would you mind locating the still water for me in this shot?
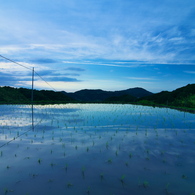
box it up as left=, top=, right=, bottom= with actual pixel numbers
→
left=0, top=104, right=195, bottom=195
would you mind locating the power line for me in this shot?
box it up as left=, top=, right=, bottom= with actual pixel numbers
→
left=0, top=54, right=32, bottom=71
left=35, top=71, right=57, bottom=92
left=0, top=54, right=57, bottom=92
left=0, top=118, right=44, bottom=149
left=0, top=54, right=60, bottom=149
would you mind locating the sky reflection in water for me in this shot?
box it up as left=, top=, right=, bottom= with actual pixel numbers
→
left=0, top=104, right=195, bottom=195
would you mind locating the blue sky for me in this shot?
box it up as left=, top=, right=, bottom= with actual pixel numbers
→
left=0, top=0, right=195, bottom=93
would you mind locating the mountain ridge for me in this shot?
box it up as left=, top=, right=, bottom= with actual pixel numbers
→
left=63, top=87, right=153, bottom=102
left=139, top=83, right=195, bottom=108
left=0, top=84, right=194, bottom=111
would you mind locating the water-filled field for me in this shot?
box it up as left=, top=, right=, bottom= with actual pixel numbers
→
left=0, top=104, right=195, bottom=195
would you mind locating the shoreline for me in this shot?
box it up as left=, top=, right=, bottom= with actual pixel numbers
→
left=0, top=101, right=194, bottom=114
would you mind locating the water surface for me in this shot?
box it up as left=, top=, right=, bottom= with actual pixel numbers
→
left=0, top=104, right=195, bottom=195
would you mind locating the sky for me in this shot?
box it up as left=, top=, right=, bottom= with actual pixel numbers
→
left=0, top=0, right=195, bottom=93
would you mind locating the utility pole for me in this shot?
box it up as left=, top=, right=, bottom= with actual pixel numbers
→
left=31, top=67, right=34, bottom=131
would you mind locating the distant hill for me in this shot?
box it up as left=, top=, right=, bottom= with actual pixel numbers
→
left=0, top=84, right=194, bottom=110
left=63, top=87, right=153, bottom=102
left=0, top=86, right=74, bottom=104
left=138, top=84, right=195, bottom=108
left=105, top=94, right=137, bottom=103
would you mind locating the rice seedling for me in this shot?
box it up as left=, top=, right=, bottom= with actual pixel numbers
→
left=50, top=163, right=56, bottom=167
left=129, top=152, right=132, bottom=158
left=119, top=175, right=126, bottom=186
left=38, top=158, right=42, bottom=164
left=106, top=141, right=109, bottom=149
left=4, top=188, right=14, bottom=194
left=30, top=173, right=38, bottom=178
left=164, top=183, right=171, bottom=194
left=107, top=158, right=112, bottom=164
left=67, top=182, right=73, bottom=188
left=6, top=166, right=10, bottom=169
left=145, top=156, right=150, bottom=161
left=142, top=181, right=149, bottom=188
left=86, top=186, right=90, bottom=195
left=82, top=166, right=86, bottom=179
left=0, top=103, right=194, bottom=195
left=100, top=173, right=104, bottom=181
left=63, top=163, right=68, bottom=172
left=182, top=174, right=187, bottom=179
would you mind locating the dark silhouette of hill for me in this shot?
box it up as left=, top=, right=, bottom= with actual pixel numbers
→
left=63, top=87, right=153, bottom=102
left=0, top=86, right=27, bottom=103
left=0, top=86, right=74, bottom=104
left=138, top=84, right=195, bottom=108
left=105, top=94, right=137, bottom=103
left=0, top=84, right=194, bottom=111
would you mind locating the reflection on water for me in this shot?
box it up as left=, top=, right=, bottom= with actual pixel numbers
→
left=0, top=104, right=195, bottom=195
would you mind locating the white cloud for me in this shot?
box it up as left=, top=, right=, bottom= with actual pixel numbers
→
left=184, top=71, right=195, bottom=74
left=126, top=77, right=157, bottom=80
left=0, top=61, right=49, bottom=75
left=169, top=37, right=184, bottom=42
left=0, top=0, right=194, bottom=93
left=0, top=45, right=28, bottom=54
left=41, top=79, right=126, bottom=92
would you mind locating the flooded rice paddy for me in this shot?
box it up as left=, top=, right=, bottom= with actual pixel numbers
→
left=0, top=104, right=195, bottom=195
